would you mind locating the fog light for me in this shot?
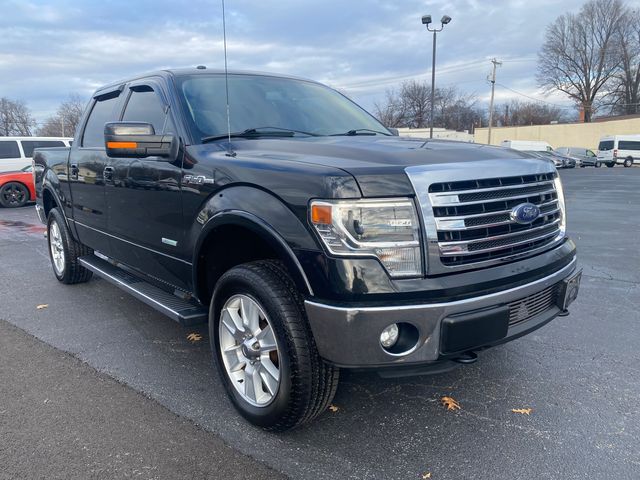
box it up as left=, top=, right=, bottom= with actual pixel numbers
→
left=380, top=324, right=399, bottom=348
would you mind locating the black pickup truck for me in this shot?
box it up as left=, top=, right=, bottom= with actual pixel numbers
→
left=34, top=68, right=581, bottom=430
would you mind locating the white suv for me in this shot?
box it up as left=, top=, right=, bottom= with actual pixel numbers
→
left=597, top=135, right=640, bottom=168
left=0, top=137, right=72, bottom=173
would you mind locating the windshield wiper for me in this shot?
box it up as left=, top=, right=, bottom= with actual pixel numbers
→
left=202, top=127, right=319, bottom=144
left=330, top=128, right=392, bottom=137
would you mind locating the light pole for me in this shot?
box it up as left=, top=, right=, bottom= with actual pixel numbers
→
left=422, top=14, right=451, bottom=139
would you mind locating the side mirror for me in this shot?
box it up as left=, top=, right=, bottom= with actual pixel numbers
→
left=388, top=127, right=399, bottom=136
left=104, top=122, right=177, bottom=160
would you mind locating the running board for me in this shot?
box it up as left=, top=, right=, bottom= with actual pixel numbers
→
left=78, top=255, right=207, bottom=326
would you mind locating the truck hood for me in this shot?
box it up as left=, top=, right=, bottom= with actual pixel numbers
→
left=227, top=136, right=532, bottom=196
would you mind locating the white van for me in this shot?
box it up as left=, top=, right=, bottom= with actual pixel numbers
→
left=0, top=137, right=72, bottom=172
left=597, top=135, right=640, bottom=167
left=501, top=140, right=553, bottom=152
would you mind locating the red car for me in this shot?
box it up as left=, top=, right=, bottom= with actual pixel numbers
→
left=0, top=165, right=35, bottom=208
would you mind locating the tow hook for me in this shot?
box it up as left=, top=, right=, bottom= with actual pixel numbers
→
left=453, top=351, right=478, bottom=364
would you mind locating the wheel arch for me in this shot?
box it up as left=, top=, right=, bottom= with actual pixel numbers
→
left=193, top=211, right=314, bottom=306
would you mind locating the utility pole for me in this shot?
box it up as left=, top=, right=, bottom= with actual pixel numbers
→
left=487, top=58, right=501, bottom=145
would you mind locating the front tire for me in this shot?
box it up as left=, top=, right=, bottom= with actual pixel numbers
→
left=623, top=157, right=633, bottom=168
left=0, top=182, right=29, bottom=208
left=210, top=260, right=339, bottom=431
left=595, top=161, right=602, bottom=168
left=47, top=208, right=93, bottom=284
left=606, top=162, right=615, bottom=168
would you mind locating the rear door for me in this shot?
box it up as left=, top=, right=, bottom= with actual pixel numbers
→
left=70, top=87, right=124, bottom=254
left=105, top=80, right=189, bottom=289
left=618, top=140, right=640, bottom=160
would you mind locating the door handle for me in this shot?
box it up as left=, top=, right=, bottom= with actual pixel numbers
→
left=70, top=164, right=79, bottom=179
left=103, top=166, right=114, bottom=181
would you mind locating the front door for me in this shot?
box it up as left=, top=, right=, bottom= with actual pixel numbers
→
left=105, top=81, right=189, bottom=289
left=70, top=88, right=124, bottom=254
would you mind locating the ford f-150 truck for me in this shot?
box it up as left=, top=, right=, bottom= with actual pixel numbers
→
left=33, top=68, right=581, bottom=431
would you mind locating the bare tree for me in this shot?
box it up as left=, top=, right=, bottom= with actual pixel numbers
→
left=0, top=97, right=37, bottom=136
left=608, top=8, right=640, bottom=114
left=537, top=0, right=625, bottom=122
left=38, top=94, right=87, bottom=137
left=374, top=81, right=481, bottom=131
left=373, top=89, right=407, bottom=128
left=433, top=86, right=483, bottom=132
left=495, top=100, right=567, bottom=126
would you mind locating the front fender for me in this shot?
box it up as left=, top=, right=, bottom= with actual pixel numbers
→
left=190, top=186, right=320, bottom=296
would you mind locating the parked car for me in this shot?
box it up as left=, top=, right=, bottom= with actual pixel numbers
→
left=524, top=150, right=575, bottom=168
left=501, top=140, right=553, bottom=152
left=0, top=165, right=35, bottom=208
left=0, top=137, right=72, bottom=173
left=597, top=135, right=640, bottom=167
left=33, top=68, right=581, bottom=431
left=555, top=147, right=598, bottom=167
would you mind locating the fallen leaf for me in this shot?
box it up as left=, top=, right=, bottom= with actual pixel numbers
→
left=328, top=404, right=339, bottom=413
left=186, top=333, right=202, bottom=342
left=441, top=396, right=461, bottom=411
left=422, top=473, right=432, bottom=479
left=511, top=408, right=533, bottom=415
left=36, top=304, right=48, bottom=310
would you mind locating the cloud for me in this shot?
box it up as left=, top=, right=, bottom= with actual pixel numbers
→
left=0, top=0, right=587, bottom=123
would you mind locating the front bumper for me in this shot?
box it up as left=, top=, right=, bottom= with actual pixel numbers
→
left=305, top=258, right=579, bottom=368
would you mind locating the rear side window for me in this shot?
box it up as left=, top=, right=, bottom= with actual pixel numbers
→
left=598, top=140, right=614, bottom=151
left=618, top=140, right=640, bottom=151
left=0, top=141, right=21, bottom=159
left=122, top=87, right=167, bottom=134
left=21, top=140, right=65, bottom=158
left=82, top=92, right=120, bottom=148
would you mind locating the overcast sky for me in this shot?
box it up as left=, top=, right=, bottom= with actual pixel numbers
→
left=0, top=0, right=615, bottom=124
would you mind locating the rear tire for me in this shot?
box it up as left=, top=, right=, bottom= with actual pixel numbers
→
left=0, top=182, right=29, bottom=208
left=623, top=157, right=633, bottom=168
left=210, top=260, right=339, bottom=431
left=595, top=161, right=602, bottom=168
left=47, top=208, right=93, bottom=284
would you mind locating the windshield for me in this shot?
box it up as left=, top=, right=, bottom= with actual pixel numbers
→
left=598, top=140, right=614, bottom=151
left=176, top=74, right=389, bottom=142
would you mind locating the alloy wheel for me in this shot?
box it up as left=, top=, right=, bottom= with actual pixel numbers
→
left=49, top=220, right=66, bottom=275
left=219, top=294, right=280, bottom=407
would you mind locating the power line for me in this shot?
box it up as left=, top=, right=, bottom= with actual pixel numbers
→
left=495, top=83, right=574, bottom=109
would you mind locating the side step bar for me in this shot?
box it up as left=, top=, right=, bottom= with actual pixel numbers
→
left=78, top=255, right=208, bottom=326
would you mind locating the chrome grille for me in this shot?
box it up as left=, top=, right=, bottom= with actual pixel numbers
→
left=429, top=172, right=563, bottom=267
left=508, top=284, right=560, bottom=325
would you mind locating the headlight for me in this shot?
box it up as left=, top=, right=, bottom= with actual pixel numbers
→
left=310, top=198, right=422, bottom=278
left=553, top=175, right=567, bottom=234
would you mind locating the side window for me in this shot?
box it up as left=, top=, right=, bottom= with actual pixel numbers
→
left=0, top=141, right=21, bottom=159
left=619, top=140, right=640, bottom=151
left=122, top=86, right=167, bottom=134
left=21, top=140, right=65, bottom=158
left=82, top=93, right=120, bottom=147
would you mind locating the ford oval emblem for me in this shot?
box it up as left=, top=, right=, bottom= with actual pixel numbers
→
left=510, top=203, right=540, bottom=224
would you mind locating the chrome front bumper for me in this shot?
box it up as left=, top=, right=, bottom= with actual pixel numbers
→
left=305, top=258, right=578, bottom=368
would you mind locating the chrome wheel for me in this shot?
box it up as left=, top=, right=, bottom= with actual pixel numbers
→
left=49, top=220, right=65, bottom=276
left=219, top=294, right=280, bottom=407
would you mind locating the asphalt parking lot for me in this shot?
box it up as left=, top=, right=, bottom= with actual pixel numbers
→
left=1, top=167, right=639, bottom=479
